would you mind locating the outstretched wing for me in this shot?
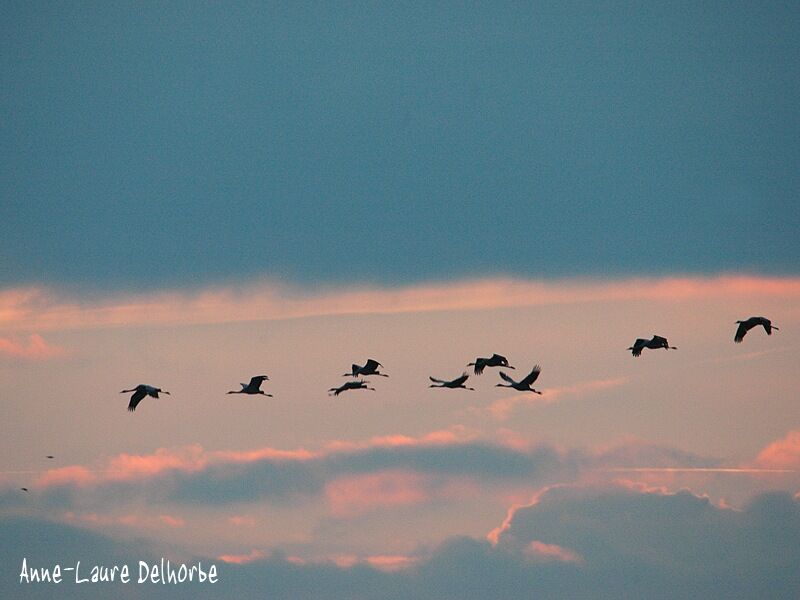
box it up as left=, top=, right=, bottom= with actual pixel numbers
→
left=473, top=359, right=486, bottom=375
left=734, top=322, right=748, bottom=343
left=498, top=371, right=517, bottom=385
left=248, top=376, right=267, bottom=390
left=519, top=365, right=541, bottom=387
left=452, top=373, right=470, bottom=386
left=631, top=339, right=647, bottom=356
left=128, top=388, right=147, bottom=411
left=364, top=359, right=382, bottom=371
left=429, top=376, right=446, bottom=384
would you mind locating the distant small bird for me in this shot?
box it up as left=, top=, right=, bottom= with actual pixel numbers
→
left=344, top=359, right=388, bottom=377
left=495, top=365, right=543, bottom=394
left=20, top=488, right=28, bottom=492
left=329, top=380, right=375, bottom=396
left=628, top=336, right=677, bottom=357
left=120, top=384, right=170, bottom=412
left=429, top=372, right=475, bottom=391
left=46, top=456, right=54, bottom=459
left=227, top=375, right=273, bottom=396
left=734, top=316, right=779, bottom=343
left=468, top=354, right=514, bottom=375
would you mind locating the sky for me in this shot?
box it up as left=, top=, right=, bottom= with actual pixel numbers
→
left=2, top=2, right=800, bottom=599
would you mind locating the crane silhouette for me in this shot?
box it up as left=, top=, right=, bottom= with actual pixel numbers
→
left=429, top=372, right=475, bottom=390
left=344, top=359, right=388, bottom=377
left=734, top=316, right=779, bottom=343
left=329, top=380, right=375, bottom=396
left=227, top=375, right=273, bottom=396
left=468, top=354, right=514, bottom=375
left=495, top=366, right=543, bottom=394
left=120, top=384, right=170, bottom=412
left=627, top=336, right=677, bottom=357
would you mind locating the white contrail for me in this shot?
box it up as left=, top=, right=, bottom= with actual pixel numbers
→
left=599, top=467, right=797, bottom=474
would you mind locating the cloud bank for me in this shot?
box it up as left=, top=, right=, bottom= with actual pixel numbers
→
left=2, top=275, right=799, bottom=332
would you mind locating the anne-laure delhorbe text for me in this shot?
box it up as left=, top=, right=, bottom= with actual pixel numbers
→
left=19, top=557, right=218, bottom=585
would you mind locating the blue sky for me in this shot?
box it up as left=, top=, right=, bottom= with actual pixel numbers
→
left=3, top=1, right=799, bottom=289
left=3, top=3, right=800, bottom=599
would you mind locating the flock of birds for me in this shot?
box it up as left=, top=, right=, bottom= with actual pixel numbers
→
left=118, top=316, right=779, bottom=412
left=17, top=315, right=781, bottom=493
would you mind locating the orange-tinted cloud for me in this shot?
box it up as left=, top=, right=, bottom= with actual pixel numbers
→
left=524, top=540, right=583, bottom=564
left=751, top=430, right=800, bottom=470
left=325, top=470, right=430, bottom=517
left=217, top=549, right=265, bottom=564
left=0, top=333, right=64, bottom=359
left=365, top=555, right=417, bottom=571
left=2, top=275, right=798, bottom=332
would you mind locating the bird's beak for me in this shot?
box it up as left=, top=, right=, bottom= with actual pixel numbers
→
left=163, top=391, right=171, bottom=395
left=508, top=365, right=515, bottom=369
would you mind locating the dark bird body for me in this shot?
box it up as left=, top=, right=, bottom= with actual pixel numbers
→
left=468, top=354, right=514, bottom=375
left=496, top=366, right=543, bottom=394
left=329, top=380, right=375, bottom=396
left=734, top=317, right=779, bottom=343
left=429, top=372, right=475, bottom=391
left=628, top=336, right=677, bottom=357
left=20, top=488, right=28, bottom=492
left=228, top=375, right=272, bottom=396
left=121, top=384, right=170, bottom=412
left=344, top=359, right=388, bottom=377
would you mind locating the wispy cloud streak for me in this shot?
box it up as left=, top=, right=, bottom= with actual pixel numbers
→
left=2, top=275, right=799, bottom=332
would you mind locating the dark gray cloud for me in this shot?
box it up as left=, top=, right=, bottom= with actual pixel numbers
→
left=2, top=439, right=708, bottom=510
left=4, top=487, right=799, bottom=599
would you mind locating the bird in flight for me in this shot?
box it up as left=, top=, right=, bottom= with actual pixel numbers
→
left=628, top=336, right=677, bottom=357
left=329, top=380, right=375, bottom=396
left=120, top=384, right=170, bottom=412
left=46, top=456, right=54, bottom=459
left=429, top=372, right=475, bottom=391
left=468, top=354, right=514, bottom=375
left=227, top=375, right=273, bottom=396
left=734, top=316, right=779, bottom=343
left=495, top=365, right=543, bottom=394
left=344, top=359, right=388, bottom=377
left=20, top=488, right=28, bottom=492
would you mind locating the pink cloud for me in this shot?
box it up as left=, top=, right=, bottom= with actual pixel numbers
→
left=30, top=428, right=483, bottom=493
left=63, top=511, right=185, bottom=529
left=525, top=540, right=583, bottom=564
left=228, top=515, right=257, bottom=527
left=325, top=470, right=430, bottom=517
left=365, top=555, right=417, bottom=571
left=217, top=549, right=265, bottom=565
left=37, top=465, right=96, bottom=487
left=324, top=426, right=477, bottom=452
left=158, top=514, right=185, bottom=527
left=2, top=275, right=798, bottom=332
left=0, top=333, right=64, bottom=360
left=487, top=485, right=562, bottom=545
left=328, top=555, right=359, bottom=568
left=105, top=446, right=208, bottom=480
left=751, top=431, right=800, bottom=470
